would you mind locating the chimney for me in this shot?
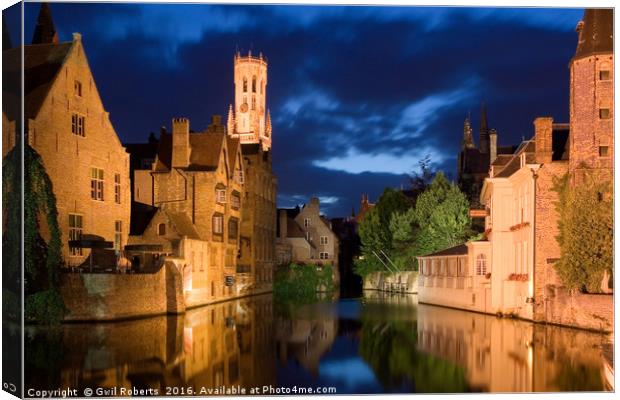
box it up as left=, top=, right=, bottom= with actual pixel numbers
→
left=279, top=210, right=288, bottom=239
left=489, top=129, right=498, bottom=164
left=172, top=118, right=190, bottom=168
left=534, top=117, right=553, bottom=164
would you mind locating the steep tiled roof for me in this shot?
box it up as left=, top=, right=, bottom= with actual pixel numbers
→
left=154, top=131, right=226, bottom=172
left=3, top=41, right=73, bottom=121
left=574, top=9, right=613, bottom=59
left=226, top=136, right=241, bottom=170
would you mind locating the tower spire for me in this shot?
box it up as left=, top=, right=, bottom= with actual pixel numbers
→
left=462, top=116, right=475, bottom=149
left=227, top=104, right=235, bottom=136
left=32, top=3, right=58, bottom=45
left=479, top=102, right=490, bottom=154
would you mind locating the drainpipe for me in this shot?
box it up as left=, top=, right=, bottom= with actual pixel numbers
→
left=530, top=168, right=539, bottom=320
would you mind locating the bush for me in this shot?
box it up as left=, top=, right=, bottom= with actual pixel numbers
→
left=25, top=289, right=66, bottom=325
left=274, top=263, right=335, bottom=305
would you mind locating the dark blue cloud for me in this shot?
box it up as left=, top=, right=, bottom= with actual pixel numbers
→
left=20, top=3, right=583, bottom=217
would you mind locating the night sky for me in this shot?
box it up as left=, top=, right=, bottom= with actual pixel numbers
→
left=18, top=3, right=583, bottom=217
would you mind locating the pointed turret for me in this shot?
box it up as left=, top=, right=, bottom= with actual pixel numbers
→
left=461, top=117, right=475, bottom=149
left=479, top=102, right=490, bottom=154
left=227, top=104, right=235, bottom=135
left=265, top=109, right=272, bottom=137
left=32, top=3, right=59, bottom=45
left=574, top=9, right=613, bottom=60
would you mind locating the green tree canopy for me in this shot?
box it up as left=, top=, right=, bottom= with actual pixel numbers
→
left=553, top=171, right=613, bottom=293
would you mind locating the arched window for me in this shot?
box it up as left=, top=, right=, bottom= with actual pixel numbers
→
left=476, top=254, right=487, bottom=276
left=158, top=223, right=166, bottom=236
left=252, top=76, right=257, bottom=92
left=243, top=77, right=248, bottom=92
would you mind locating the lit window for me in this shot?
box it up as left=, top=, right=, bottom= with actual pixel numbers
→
left=114, top=173, right=121, bottom=204
left=476, top=254, right=487, bottom=276
left=320, top=236, right=328, bottom=245
left=212, top=214, right=224, bottom=235
left=599, top=108, right=611, bottom=119
left=90, top=168, right=104, bottom=201
left=74, top=80, right=82, bottom=96
left=114, top=220, right=122, bottom=252
left=158, top=223, right=166, bottom=236
left=600, top=70, right=610, bottom=80
left=216, top=188, right=227, bottom=204
left=69, top=214, right=83, bottom=256
left=72, top=114, right=85, bottom=137
left=599, top=146, right=610, bottom=157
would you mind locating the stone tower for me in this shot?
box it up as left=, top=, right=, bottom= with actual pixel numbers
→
left=569, top=8, right=613, bottom=181
left=229, top=51, right=271, bottom=150
left=32, top=2, right=59, bottom=45
left=461, top=117, right=475, bottom=149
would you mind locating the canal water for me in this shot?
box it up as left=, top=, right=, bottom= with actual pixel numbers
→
left=25, top=292, right=612, bottom=394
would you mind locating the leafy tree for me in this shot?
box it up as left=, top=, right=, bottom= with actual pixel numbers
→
left=553, top=171, right=613, bottom=293
left=413, top=172, right=472, bottom=258
left=3, top=145, right=65, bottom=323
left=355, top=189, right=409, bottom=277
left=389, top=208, right=420, bottom=271
left=409, top=155, right=436, bottom=196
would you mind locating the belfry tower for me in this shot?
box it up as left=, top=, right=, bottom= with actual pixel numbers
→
left=228, top=50, right=271, bottom=150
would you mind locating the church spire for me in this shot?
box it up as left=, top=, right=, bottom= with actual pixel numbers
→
left=479, top=102, right=490, bottom=154
left=32, top=3, right=58, bottom=45
left=227, top=104, right=235, bottom=135
left=462, top=117, right=475, bottom=149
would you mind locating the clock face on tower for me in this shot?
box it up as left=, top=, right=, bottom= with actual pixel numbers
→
left=240, top=103, right=248, bottom=113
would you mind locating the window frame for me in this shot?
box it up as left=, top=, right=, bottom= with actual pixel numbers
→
left=212, top=213, right=224, bottom=237
left=320, top=236, right=328, bottom=245
left=72, top=113, right=86, bottom=137
left=319, top=252, right=329, bottom=260
left=476, top=254, right=487, bottom=276
left=114, top=173, right=121, bottom=204
left=68, top=213, right=83, bottom=256
left=114, top=220, right=122, bottom=252
left=90, top=167, right=104, bottom=201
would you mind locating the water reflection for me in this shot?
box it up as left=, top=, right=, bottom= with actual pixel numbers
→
left=25, top=292, right=611, bottom=395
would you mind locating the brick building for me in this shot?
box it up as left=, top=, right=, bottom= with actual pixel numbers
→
left=2, top=3, right=131, bottom=266
left=228, top=52, right=277, bottom=292
left=418, top=9, right=613, bottom=332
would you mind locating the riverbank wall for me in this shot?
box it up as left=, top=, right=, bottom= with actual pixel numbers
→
left=60, top=262, right=273, bottom=321
left=362, top=271, right=418, bottom=294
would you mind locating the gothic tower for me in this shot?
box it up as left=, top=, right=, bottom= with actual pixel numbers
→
left=32, top=2, right=58, bottom=45
left=228, top=50, right=270, bottom=150
left=461, top=117, right=475, bottom=149
left=479, top=102, right=490, bottom=155
left=569, top=8, right=613, bottom=181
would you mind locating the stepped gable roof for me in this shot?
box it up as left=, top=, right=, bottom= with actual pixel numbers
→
left=574, top=9, right=613, bottom=59
left=419, top=243, right=468, bottom=258
left=166, top=211, right=201, bottom=240
left=3, top=41, right=73, bottom=121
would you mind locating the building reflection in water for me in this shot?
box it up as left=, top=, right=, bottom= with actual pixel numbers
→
left=411, top=295, right=609, bottom=392
left=275, top=301, right=338, bottom=377
left=25, top=295, right=276, bottom=394
left=24, top=292, right=610, bottom=394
